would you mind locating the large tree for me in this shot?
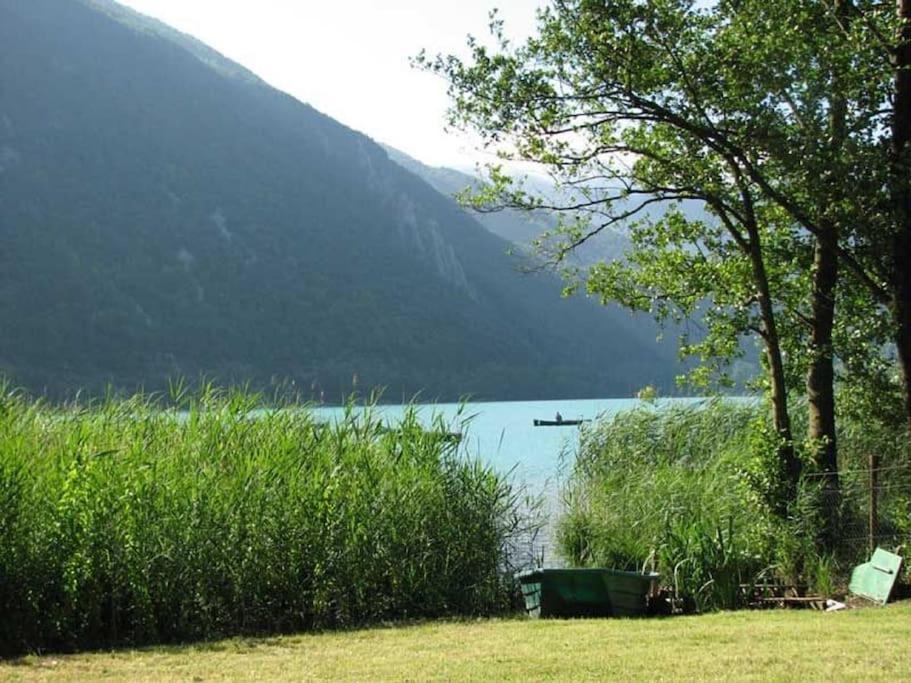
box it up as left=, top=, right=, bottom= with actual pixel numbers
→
left=420, top=0, right=856, bottom=504
left=707, top=0, right=911, bottom=437
left=423, top=0, right=911, bottom=534
left=888, top=0, right=911, bottom=428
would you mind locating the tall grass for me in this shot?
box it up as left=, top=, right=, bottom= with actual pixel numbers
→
left=557, top=398, right=911, bottom=611
left=0, top=385, right=524, bottom=655
left=557, top=400, right=772, bottom=611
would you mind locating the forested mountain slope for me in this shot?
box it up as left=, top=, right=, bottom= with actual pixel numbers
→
left=0, top=0, right=680, bottom=400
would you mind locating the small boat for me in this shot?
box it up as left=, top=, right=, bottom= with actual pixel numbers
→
left=533, top=418, right=587, bottom=427
left=517, top=567, right=660, bottom=618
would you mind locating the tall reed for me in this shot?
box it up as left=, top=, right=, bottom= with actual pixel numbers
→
left=557, top=399, right=770, bottom=611
left=0, top=385, right=524, bottom=655
left=557, top=397, right=911, bottom=610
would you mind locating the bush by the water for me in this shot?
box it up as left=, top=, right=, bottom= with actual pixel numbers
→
left=558, top=400, right=768, bottom=612
left=557, top=398, right=911, bottom=612
left=0, top=386, right=524, bottom=655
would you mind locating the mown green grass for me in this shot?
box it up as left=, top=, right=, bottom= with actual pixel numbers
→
left=4, top=603, right=909, bottom=681
left=0, top=386, right=526, bottom=655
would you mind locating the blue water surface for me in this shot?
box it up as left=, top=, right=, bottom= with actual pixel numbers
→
left=314, top=397, right=710, bottom=488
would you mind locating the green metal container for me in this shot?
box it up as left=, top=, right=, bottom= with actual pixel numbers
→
left=517, top=568, right=659, bottom=618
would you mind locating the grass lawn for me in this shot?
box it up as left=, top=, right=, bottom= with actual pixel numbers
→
left=3, top=603, right=910, bottom=682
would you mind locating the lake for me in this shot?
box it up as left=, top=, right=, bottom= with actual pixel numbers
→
left=315, top=397, right=709, bottom=486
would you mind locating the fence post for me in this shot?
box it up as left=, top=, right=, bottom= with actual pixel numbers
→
left=869, top=453, right=880, bottom=556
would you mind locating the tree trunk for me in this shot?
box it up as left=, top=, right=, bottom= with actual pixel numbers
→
left=892, top=0, right=911, bottom=431
left=807, top=0, right=847, bottom=548
left=807, top=232, right=838, bottom=476
left=893, top=237, right=911, bottom=430
left=807, top=222, right=839, bottom=545
left=746, top=226, right=801, bottom=506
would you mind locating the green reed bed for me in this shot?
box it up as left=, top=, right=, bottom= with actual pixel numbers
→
left=557, top=398, right=911, bottom=612
left=558, top=399, right=774, bottom=612
left=0, top=387, right=523, bottom=656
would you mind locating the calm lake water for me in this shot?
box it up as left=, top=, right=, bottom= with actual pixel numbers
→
left=314, top=397, right=710, bottom=487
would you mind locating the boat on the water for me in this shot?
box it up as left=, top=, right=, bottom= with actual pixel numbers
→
left=533, top=418, right=587, bottom=427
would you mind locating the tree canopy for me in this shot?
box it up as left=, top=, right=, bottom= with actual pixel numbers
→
left=421, top=0, right=911, bottom=517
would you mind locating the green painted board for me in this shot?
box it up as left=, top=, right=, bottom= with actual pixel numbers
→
left=849, top=548, right=903, bottom=605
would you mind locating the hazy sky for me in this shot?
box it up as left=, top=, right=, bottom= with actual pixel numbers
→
left=116, top=0, right=546, bottom=169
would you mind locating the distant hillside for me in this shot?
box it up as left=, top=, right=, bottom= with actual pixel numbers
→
left=383, top=148, right=762, bottom=389
left=0, top=0, right=681, bottom=401
left=382, top=147, right=633, bottom=265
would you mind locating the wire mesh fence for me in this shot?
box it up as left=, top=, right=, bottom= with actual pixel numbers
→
left=803, top=458, right=911, bottom=565
left=508, top=460, right=911, bottom=579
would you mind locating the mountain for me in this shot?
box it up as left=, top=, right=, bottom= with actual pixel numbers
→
left=384, top=147, right=714, bottom=267
left=382, top=146, right=633, bottom=265
left=383, top=149, right=763, bottom=389
left=0, top=0, right=681, bottom=401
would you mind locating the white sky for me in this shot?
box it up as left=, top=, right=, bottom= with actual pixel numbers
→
left=116, top=0, right=546, bottom=169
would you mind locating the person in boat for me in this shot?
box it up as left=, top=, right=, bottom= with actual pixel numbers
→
left=555, top=411, right=563, bottom=424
